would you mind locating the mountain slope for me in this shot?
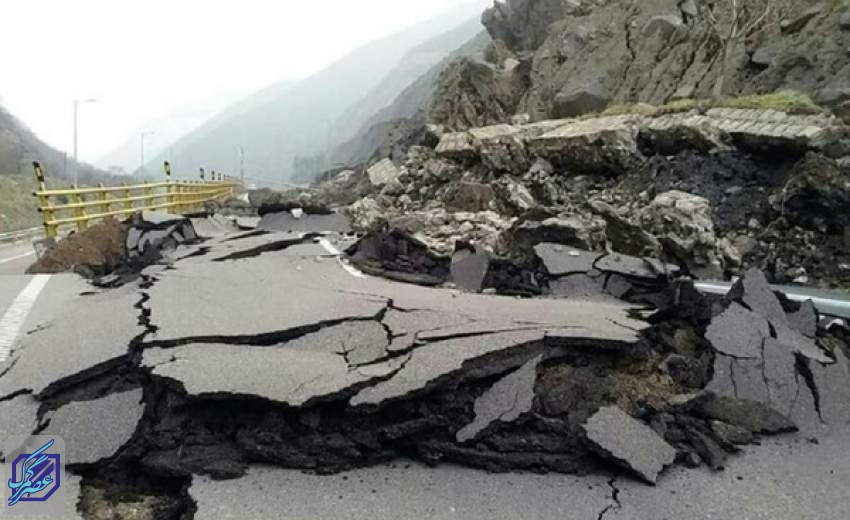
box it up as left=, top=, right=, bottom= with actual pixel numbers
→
left=0, top=106, right=120, bottom=230
left=147, top=3, right=489, bottom=184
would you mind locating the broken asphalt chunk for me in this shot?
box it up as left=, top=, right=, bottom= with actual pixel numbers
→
left=0, top=393, right=40, bottom=458
left=41, top=388, right=144, bottom=465
left=456, top=355, right=542, bottom=442
left=705, top=302, right=770, bottom=359
left=533, top=243, right=601, bottom=276
left=350, top=330, right=546, bottom=408
left=582, top=406, right=677, bottom=484
left=696, top=395, right=797, bottom=434
left=450, top=244, right=490, bottom=293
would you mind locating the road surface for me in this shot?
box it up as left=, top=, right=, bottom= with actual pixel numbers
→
left=0, top=223, right=847, bottom=520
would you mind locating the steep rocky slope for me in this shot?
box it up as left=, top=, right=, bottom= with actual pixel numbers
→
left=428, top=0, right=850, bottom=129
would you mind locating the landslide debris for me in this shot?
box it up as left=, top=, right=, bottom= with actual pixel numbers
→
left=27, top=217, right=128, bottom=277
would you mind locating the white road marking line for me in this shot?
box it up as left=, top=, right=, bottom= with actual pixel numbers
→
left=0, top=275, right=51, bottom=362
left=0, top=251, right=35, bottom=265
left=318, top=238, right=365, bottom=278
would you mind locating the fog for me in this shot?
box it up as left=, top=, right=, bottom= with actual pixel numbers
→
left=0, top=0, right=490, bottom=167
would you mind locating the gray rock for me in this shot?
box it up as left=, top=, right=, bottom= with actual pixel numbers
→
left=638, top=190, right=721, bottom=277
left=367, top=159, right=401, bottom=187
left=841, top=10, right=850, bottom=30
left=41, top=389, right=144, bottom=465
left=512, top=214, right=607, bottom=252
left=444, top=182, right=496, bottom=213
left=705, top=302, right=771, bottom=359
left=710, top=420, right=754, bottom=446
left=589, top=200, right=662, bottom=257
left=450, top=246, right=491, bottom=293
left=126, top=227, right=143, bottom=251
left=456, top=355, right=542, bottom=442
left=583, top=406, right=677, bottom=484
left=435, top=132, right=477, bottom=160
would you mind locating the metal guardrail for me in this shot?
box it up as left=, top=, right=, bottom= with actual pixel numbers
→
left=695, top=281, right=850, bottom=320
left=30, top=162, right=240, bottom=238
left=0, top=226, right=43, bottom=244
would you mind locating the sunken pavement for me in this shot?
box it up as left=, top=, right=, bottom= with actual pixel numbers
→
left=1, top=214, right=849, bottom=519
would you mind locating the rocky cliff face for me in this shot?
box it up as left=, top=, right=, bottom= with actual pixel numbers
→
left=428, top=0, right=850, bottom=129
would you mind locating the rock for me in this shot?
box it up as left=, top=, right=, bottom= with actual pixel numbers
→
left=841, top=10, right=850, bottom=30
left=450, top=244, right=491, bottom=293
left=347, top=197, right=386, bottom=231
left=444, top=182, right=496, bottom=212
left=27, top=217, right=128, bottom=278
left=494, top=177, right=537, bottom=215
left=642, top=14, right=683, bottom=40
left=710, top=420, right=754, bottom=446
left=589, top=200, right=662, bottom=257
left=582, top=406, right=677, bottom=484
left=705, top=302, right=771, bottom=359
left=696, top=395, right=797, bottom=434
left=346, top=228, right=450, bottom=286
left=780, top=5, right=822, bottom=34
left=638, top=190, right=721, bottom=277
left=367, top=159, right=402, bottom=187
left=435, top=131, right=477, bottom=160
left=456, top=355, right=542, bottom=442
left=527, top=115, right=641, bottom=176
left=471, top=124, right=531, bottom=172
left=247, top=188, right=281, bottom=208
left=510, top=213, right=607, bottom=253
left=774, top=153, right=850, bottom=234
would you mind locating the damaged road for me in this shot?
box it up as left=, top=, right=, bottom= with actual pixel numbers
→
left=1, top=220, right=848, bottom=519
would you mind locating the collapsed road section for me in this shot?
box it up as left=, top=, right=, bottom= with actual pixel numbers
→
left=1, top=222, right=848, bottom=518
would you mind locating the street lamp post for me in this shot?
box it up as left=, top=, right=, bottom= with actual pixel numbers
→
left=139, top=131, right=155, bottom=178
left=72, top=98, right=98, bottom=185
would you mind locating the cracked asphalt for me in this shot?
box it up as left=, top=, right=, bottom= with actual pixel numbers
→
left=1, top=224, right=848, bottom=519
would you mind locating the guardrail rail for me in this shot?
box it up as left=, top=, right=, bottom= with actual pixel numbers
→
left=30, top=161, right=239, bottom=238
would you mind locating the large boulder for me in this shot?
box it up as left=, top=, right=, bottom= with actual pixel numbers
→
left=526, top=115, right=641, bottom=176
left=367, top=159, right=402, bottom=187
left=638, top=191, right=722, bottom=277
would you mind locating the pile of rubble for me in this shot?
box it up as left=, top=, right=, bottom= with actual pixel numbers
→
left=27, top=211, right=201, bottom=284
left=313, top=107, right=850, bottom=288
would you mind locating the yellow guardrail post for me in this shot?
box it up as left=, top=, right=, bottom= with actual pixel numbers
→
left=32, top=162, right=58, bottom=238
left=71, top=185, right=87, bottom=231
left=143, top=180, right=152, bottom=209
left=97, top=184, right=110, bottom=215
left=122, top=183, right=133, bottom=211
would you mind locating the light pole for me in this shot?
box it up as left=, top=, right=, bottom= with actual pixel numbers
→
left=139, top=131, right=155, bottom=178
left=72, top=98, right=98, bottom=185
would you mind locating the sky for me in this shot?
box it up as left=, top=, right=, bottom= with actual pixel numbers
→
left=0, top=0, right=489, bottom=169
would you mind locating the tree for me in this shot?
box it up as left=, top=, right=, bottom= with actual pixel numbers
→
left=697, top=0, right=780, bottom=98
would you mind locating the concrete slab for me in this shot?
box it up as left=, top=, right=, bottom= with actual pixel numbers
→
left=0, top=286, right=141, bottom=398
left=583, top=406, right=677, bottom=484
left=456, top=355, right=541, bottom=442
left=143, top=344, right=406, bottom=407
left=41, top=388, right=144, bottom=465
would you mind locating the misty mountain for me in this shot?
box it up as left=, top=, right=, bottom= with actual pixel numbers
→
left=146, top=2, right=488, bottom=185
left=329, top=29, right=491, bottom=168
left=0, top=105, right=122, bottom=230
